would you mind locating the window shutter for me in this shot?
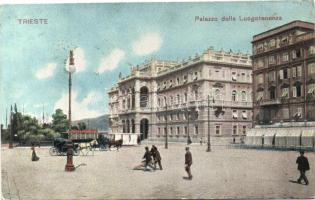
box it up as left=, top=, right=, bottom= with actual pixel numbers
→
left=292, top=87, right=297, bottom=97
left=279, top=70, right=284, bottom=79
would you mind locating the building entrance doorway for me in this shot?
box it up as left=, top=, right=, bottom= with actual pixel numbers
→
left=140, top=118, right=149, bottom=140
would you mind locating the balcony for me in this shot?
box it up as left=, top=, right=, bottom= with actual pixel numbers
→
left=259, top=98, right=281, bottom=106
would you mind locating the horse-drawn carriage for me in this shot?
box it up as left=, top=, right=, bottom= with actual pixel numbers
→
left=49, top=138, right=80, bottom=156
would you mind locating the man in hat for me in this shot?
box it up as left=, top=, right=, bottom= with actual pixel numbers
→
left=185, top=147, right=193, bottom=179
left=296, top=150, right=310, bottom=185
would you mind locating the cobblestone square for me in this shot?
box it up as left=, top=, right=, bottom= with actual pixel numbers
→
left=1, top=143, right=315, bottom=199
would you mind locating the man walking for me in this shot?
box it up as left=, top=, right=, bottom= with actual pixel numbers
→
left=296, top=150, right=310, bottom=185
left=151, top=145, right=163, bottom=170
left=185, top=147, right=193, bottom=180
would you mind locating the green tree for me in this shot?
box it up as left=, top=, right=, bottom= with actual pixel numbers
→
left=52, top=109, right=69, bottom=133
left=78, top=122, right=87, bottom=130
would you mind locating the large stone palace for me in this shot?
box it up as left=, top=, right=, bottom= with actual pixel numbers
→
left=108, top=47, right=252, bottom=141
left=252, top=20, right=315, bottom=128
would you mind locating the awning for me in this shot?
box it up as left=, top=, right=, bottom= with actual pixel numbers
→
left=302, top=129, right=315, bottom=137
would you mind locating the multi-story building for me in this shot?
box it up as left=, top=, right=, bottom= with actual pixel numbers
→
left=108, top=47, right=252, bottom=142
left=252, top=20, right=315, bottom=128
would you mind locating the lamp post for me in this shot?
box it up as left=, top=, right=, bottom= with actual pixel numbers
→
left=65, top=49, right=76, bottom=172
left=207, top=95, right=211, bottom=152
left=165, top=102, right=168, bottom=149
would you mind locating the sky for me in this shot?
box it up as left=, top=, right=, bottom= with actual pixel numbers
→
left=0, top=1, right=314, bottom=124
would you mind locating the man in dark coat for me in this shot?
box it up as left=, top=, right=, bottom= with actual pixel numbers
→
left=151, top=145, right=162, bottom=170
left=185, top=147, right=193, bottom=179
left=143, top=146, right=154, bottom=170
left=296, top=150, right=310, bottom=185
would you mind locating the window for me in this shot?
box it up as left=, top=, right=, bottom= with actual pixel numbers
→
left=256, top=91, right=264, bottom=101
left=177, top=94, right=180, bottom=104
left=242, top=111, right=248, bottom=119
left=164, top=115, right=167, bottom=121
left=268, top=71, right=275, bottom=82
left=184, top=93, right=187, bottom=103
left=241, top=91, right=246, bottom=102
left=242, top=126, right=247, bottom=135
left=232, top=110, right=238, bottom=119
left=158, top=128, right=160, bottom=136
left=215, top=89, right=221, bottom=100
left=169, top=79, right=173, bottom=87
left=282, top=52, right=289, bottom=62
left=215, top=125, right=221, bottom=135
left=308, top=63, right=315, bottom=75
left=194, top=72, right=198, bottom=80
left=269, top=87, right=276, bottom=99
left=184, top=126, right=188, bottom=135
left=158, top=98, right=161, bottom=106
left=292, top=49, right=301, bottom=59
left=177, top=127, right=180, bottom=135
left=307, top=84, right=315, bottom=94
left=122, top=99, right=126, bottom=109
left=233, top=125, right=237, bottom=135
left=163, top=96, right=167, bottom=106
left=257, top=74, right=264, bottom=84
left=232, top=72, right=237, bottom=81
left=170, top=96, right=173, bottom=105
left=282, top=87, right=289, bottom=98
left=170, top=114, right=173, bottom=121
left=177, top=77, right=180, bottom=85
left=183, top=75, right=188, bottom=83
left=164, top=127, right=167, bottom=136
left=269, top=56, right=275, bottom=64
left=293, top=85, right=302, bottom=97
left=195, top=125, right=198, bottom=135
left=297, top=66, right=302, bottom=77
left=309, top=45, right=315, bottom=55
left=292, top=67, right=297, bottom=78
left=222, top=70, right=225, bottom=79
left=194, top=89, right=198, bottom=100
left=280, top=68, right=289, bottom=79
left=157, top=115, right=160, bottom=122
left=269, top=39, right=276, bottom=48
left=163, top=81, right=167, bottom=89
left=177, top=113, right=180, bottom=120
left=170, top=127, right=173, bottom=135
left=232, top=90, right=237, bottom=102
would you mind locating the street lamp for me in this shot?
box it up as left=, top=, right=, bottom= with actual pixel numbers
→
left=65, top=49, right=76, bottom=172
left=156, top=94, right=168, bottom=149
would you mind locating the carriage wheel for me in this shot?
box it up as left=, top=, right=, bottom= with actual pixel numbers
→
left=73, top=148, right=80, bottom=156
left=49, top=147, right=57, bottom=156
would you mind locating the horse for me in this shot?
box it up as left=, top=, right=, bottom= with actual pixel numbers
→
left=107, top=139, right=123, bottom=150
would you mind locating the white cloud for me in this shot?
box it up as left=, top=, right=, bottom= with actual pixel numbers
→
left=54, top=91, right=103, bottom=121
left=65, top=47, right=87, bottom=73
left=132, top=32, right=162, bottom=56
left=35, top=63, right=57, bottom=79
left=97, top=48, right=125, bottom=73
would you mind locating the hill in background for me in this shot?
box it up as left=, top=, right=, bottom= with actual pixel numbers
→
left=73, top=114, right=108, bottom=131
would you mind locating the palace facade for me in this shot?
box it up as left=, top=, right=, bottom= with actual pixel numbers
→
left=108, top=47, right=252, bottom=141
left=252, top=20, right=315, bottom=128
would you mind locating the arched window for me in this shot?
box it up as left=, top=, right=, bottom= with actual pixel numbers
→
left=194, top=89, right=198, bottom=100
left=241, top=91, right=246, bottom=102
left=184, top=93, right=187, bottom=102
left=215, top=89, right=221, bottom=100
left=140, top=86, right=149, bottom=108
left=177, top=94, right=180, bottom=104
left=158, top=98, right=161, bottom=107
left=232, top=90, right=237, bottom=102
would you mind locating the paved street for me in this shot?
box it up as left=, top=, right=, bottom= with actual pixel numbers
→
left=1, top=143, right=315, bottom=199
